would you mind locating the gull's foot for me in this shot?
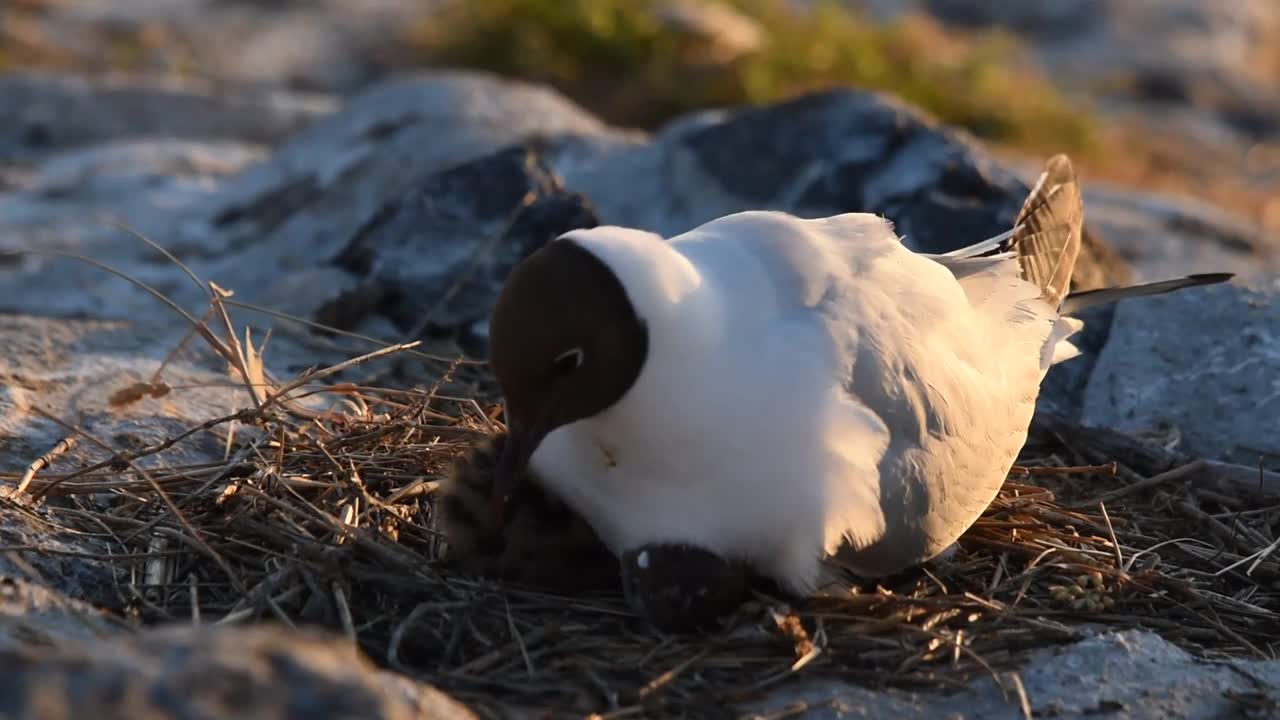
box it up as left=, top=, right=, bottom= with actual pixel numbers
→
left=620, top=543, right=749, bottom=633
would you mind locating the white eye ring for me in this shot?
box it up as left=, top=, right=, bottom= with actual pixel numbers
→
left=554, top=347, right=585, bottom=370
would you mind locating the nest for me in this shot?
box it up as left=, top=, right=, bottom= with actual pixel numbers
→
left=4, top=271, right=1280, bottom=719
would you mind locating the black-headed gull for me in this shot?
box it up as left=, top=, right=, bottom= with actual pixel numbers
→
left=484, top=155, right=1230, bottom=603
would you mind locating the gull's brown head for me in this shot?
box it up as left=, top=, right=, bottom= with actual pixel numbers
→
left=487, top=237, right=649, bottom=515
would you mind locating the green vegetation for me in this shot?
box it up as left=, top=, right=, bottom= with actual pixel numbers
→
left=412, top=0, right=1097, bottom=155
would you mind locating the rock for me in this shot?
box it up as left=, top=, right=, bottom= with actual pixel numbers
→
left=0, top=577, right=127, bottom=652
left=1, top=0, right=434, bottom=94
left=920, top=0, right=1102, bottom=39
left=876, top=0, right=1280, bottom=179
left=0, top=504, right=117, bottom=612
left=746, top=629, right=1280, bottom=719
left=319, top=144, right=599, bottom=346
left=555, top=89, right=1129, bottom=289
left=0, top=72, right=334, bottom=164
left=1082, top=282, right=1280, bottom=464
left=918, top=0, right=1280, bottom=98
left=0, top=314, right=256, bottom=471
left=0, top=72, right=633, bottom=324
left=0, top=138, right=266, bottom=249
left=0, top=623, right=478, bottom=720
left=332, top=86, right=1142, bottom=357
left=1082, top=183, right=1278, bottom=284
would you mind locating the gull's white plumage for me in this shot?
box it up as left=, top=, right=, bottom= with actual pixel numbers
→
left=523, top=157, right=1131, bottom=594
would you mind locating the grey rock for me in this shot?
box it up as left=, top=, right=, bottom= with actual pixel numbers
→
left=556, top=89, right=1130, bottom=289
left=0, top=138, right=266, bottom=247
left=1082, top=282, right=1280, bottom=464
left=0, top=314, right=258, bottom=474
left=0, top=72, right=633, bottom=325
left=319, top=144, right=600, bottom=348
left=916, top=0, right=1280, bottom=95
left=0, top=72, right=335, bottom=164
left=746, top=629, right=1280, bottom=719
left=0, top=576, right=127, bottom=653
left=922, top=0, right=1106, bottom=39
left=0, top=623, right=478, bottom=720
left=881, top=0, right=1280, bottom=152
left=1083, top=184, right=1278, bottom=284
left=0, top=504, right=117, bottom=612
left=11, top=0, right=437, bottom=94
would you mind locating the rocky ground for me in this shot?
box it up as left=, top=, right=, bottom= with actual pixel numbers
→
left=860, top=0, right=1280, bottom=245
left=1, top=2, right=1279, bottom=719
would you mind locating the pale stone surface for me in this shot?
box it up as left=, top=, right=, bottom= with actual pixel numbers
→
left=747, top=630, right=1280, bottom=719
left=0, top=620, right=478, bottom=720
left=1083, top=283, right=1280, bottom=464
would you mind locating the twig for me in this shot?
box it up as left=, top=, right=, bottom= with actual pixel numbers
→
left=190, top=573, right=201, bottom=624
left=30, top=409, right=259, bottom=503
left=1002, top=672, right=1034, bottom=720
left=222, top=298, right=477, bottom=364
left=504, top=598, right=534, bottom=679
left=1065, top=460, right=1206, bottom=509
left=107, top=220, right=210, bottom=299
left=1098, top=502, right=1124, bottom=570
left=450, top=626, right=560, bottom=676
left=209, top=283, right=267, bottom=408
left=1203, top=460, right=1280, bottom=501
left=261, top=342, right=422, bottom=411
left=13, top=436, right=78, bottom=496
left=333, top=581, right=355, bottom=642
left=636, top=648, right=711, bottom=701
left=1010, top=462, right=1117, bottom=476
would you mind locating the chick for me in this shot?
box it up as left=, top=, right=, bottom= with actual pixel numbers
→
left=620, top=543, right=750, bottom=633
left=436, top=432, right=620, bottom=593
left=438, top=434, right=754, bottom=628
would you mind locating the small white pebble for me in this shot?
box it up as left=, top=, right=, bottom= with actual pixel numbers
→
left=637, top=551, right=649, bottom=569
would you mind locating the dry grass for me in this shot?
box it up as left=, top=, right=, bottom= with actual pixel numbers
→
left=2, top=241, right=1279, bottom=719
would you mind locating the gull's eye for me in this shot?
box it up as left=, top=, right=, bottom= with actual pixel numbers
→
left=552, top=347, right=585, bottom=374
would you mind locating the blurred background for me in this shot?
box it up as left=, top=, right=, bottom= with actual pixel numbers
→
left=3, top=0, right=1279, bottom=233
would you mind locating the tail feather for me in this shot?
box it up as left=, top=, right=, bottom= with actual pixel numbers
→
left=937, top=154, right=1233, bottom=331
left=1044, top=316, right=1085, bottom=368
left=1060, top=273, right=1233, bottom=315
left=940, top=226, right=1016, bottom=259
left=1009, top=154, right=1084, bottom=311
